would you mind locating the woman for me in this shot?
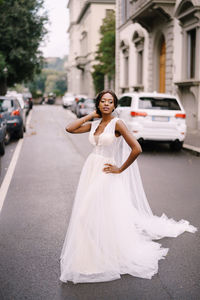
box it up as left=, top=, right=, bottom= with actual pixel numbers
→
left=60, top=90, right=197, bottom=284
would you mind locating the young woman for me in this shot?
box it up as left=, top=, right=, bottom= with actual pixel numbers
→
left=60, top=90, right=197, bottom=284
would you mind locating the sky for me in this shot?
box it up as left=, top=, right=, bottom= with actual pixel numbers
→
left=40, top=0, right=69, bottom=58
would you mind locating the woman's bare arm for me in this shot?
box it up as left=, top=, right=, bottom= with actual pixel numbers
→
left=103, top=120, right=142, bottom=173
left=66, top=111, right=99, bottom=134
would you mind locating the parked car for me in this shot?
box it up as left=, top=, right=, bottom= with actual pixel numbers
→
left=47, top=93, right=56, bottom=104
left=0, top=114, right=6, bottom=155
left=0, top=96, right=25, bottom=144
left=76, top=98, right=95, bottom=117
left=70, top=94, right=88, bottom=115
left=62, top=93, right=74, bottom=108
left=116, top=92, right=186, bottom=150
left=6, top=91, right=29, bottom=118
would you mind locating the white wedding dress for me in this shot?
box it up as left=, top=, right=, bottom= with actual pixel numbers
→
left=60, top=117, right=197, bottom=284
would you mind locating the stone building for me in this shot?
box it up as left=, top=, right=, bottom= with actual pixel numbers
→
left=67, top=0, right=115, bottom=97
left=116, top=0, right=200, bottom=130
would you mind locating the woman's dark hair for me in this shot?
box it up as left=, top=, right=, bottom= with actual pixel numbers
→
left=95, top=89, right=118, bottom=116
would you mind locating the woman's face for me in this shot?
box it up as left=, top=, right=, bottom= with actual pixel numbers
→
left=98, top=93, right=115, bottom=115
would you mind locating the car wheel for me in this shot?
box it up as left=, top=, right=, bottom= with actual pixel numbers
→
left=4, top=131, right=11, bottom=145
left=16, top=126, right=24, bottom=139
left=0, top=140, right=5, bottom=156
left=170, top=140, right=183, bottom=151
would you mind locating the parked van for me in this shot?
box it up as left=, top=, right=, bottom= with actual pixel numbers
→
left=116, top=92, right=186, bottom=150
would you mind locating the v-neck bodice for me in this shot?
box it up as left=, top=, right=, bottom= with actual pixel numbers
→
left=89, top=117, right=121, bottom=159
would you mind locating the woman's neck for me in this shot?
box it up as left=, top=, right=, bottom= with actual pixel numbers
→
left=101, top=114, right=114, bottom=122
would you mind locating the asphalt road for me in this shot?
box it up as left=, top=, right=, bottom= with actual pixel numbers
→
left=0, top=105, right=199, bottom=300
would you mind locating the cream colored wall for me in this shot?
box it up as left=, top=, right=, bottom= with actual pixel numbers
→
left=172, top=18, right=182, bottom=90
left=67, top=1, right=115, bottom=96
left=90, top=4, right=116, bottom=56
left=118, top=22, right=148, bottom=92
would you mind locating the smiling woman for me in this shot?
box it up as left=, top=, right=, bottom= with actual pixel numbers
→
left=60, top=89, right=197, bottom=284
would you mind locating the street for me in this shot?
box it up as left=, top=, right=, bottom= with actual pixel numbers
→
left=0, top=104, right=199, bottom=300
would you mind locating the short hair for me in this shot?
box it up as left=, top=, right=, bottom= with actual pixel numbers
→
left=95, top=89, right=118, bottom=116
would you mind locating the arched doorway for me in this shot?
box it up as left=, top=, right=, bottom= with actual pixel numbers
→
left=159, top=36, right=166, bottom=93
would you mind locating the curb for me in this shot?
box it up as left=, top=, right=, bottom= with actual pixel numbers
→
left=183, top=144, right=200, bottom=156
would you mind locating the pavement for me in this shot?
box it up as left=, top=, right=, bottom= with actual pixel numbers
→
left=183, top=128, right=200, bottom=156
left=0, top=105, right=199, bottom=300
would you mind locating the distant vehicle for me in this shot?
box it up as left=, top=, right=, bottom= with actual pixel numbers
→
left=62, top=93, right=74, bottom=108
left=76, top=98, right=95, bottom=118
left=0, top=96, right=26, bottom=144
left=70, top=94, right=87, bottom=115
left=47, top=93, right=56, bottom=104
left=0, top=114, right=6, bottom=155
left=116, top=92, right=186, bottom=150
left=23, top=92, right=33, bottom=111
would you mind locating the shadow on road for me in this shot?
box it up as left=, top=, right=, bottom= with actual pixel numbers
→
left=141, top=142, right=183, bottom=155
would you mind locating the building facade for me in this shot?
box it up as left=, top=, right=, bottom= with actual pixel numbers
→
left=67, top=0, right=115, bottom=97
left=116, top=0, right=200, bottom=130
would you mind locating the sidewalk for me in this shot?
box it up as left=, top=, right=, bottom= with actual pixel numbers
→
left=183, top=128, right=200, bottom=156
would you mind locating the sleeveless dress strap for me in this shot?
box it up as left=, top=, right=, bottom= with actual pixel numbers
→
left=107, top=117, right=119, bottom=135
left=90, top=119, right=100, bottom=133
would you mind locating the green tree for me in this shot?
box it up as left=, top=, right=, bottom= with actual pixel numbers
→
left=0, top=0, right=48, bottom=95
left=28, top=72, right=47, bottom=98
left=27, top=69, right=67, bottom=98
left=92, top=10, right=115, bottom=94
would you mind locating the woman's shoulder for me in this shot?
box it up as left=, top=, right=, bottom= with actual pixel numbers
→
left=115, top=117, right=126, bottom=125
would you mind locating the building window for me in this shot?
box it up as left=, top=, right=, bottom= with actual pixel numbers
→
left=124, top=55, right=129, bottom=87
left=121, top=0, right=130, bottom=24
left=187, top=29, right=196, bottom=78
left=132, top=30, right=144, bottom=86
left=137, top=50, right=143, bottom=84
left=80, top=31, right=88, bottom=56
left=106, top=9, right=114, bottom=17
left=120, top=40, right=129, bottom=88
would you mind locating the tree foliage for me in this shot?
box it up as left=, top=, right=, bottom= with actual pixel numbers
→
left=27, top=57, right=68, bottom=98
left=0, top=0, right=48, bottom=94
left=92, top=10, right=115, bottom=94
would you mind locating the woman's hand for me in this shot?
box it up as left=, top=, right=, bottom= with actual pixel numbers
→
left=91, top=110, right=101, bottom=119
left=103, top=163, right=121, bottom=174
left=66, top=110, right=100, bottom=134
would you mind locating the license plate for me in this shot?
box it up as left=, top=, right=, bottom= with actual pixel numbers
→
left=152, top=116, right=169, bottom=122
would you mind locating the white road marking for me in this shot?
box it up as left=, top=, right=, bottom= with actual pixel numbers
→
left=0, top=110, right=33, bottom=214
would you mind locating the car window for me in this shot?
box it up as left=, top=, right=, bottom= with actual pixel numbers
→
left=118, top=96, right=132, bottom=107
left=0, top=99, right=13, bottom=112
left=139, top=97, right=181, bottom=110
left=14, top=100, right=19, bottom=108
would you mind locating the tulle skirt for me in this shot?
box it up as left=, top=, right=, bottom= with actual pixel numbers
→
left=60, top=153, right=197, bottom=283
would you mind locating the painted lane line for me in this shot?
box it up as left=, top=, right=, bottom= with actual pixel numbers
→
left=0, top=139, right=23, bottom=213
left=0, top=109, right=33, bottom=214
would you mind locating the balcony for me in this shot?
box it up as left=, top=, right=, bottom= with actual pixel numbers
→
left=75, top=56, right=87, bottom=70
left=130, top=0, right=176, bottom=31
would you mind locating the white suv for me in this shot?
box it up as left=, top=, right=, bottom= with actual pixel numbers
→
left=62, top=93, right=74, bottom=108
left=116, top=92, right=186, bottom=150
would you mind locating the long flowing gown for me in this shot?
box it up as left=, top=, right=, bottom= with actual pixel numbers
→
left=60, top=117, right=197, bottom=284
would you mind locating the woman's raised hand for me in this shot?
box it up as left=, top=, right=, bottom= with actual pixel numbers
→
left=91, top=110, right=101, bottom=119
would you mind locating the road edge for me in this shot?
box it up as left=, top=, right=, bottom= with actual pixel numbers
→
left=183, top=143, right=200, bottom=157
left=0, top=110, right=33, bottom=214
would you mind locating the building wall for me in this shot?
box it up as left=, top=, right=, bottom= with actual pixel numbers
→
left=116, top=0, right=200, bottom=130
left=67, top=0, right=115, bottom=97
